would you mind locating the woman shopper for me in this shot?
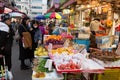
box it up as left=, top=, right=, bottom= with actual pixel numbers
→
left=39, top=22, right=45, bottom=44
left=18, top=17, right=33, bottom=70
left=31, top=20, right=42, bottom=52
left=0, top=13, right=14, bottom=71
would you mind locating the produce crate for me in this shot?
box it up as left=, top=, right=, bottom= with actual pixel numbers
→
left=96, top=36, right=110, bottom=44
left=73, top=39, right=90, bottom=51
left=98, top=69, right=120, bottom=80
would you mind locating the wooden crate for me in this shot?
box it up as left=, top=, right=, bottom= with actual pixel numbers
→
left=98, top=69, right=120, bottom=80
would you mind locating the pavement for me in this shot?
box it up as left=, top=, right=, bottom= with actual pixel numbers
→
left=11, top=40, right=32, bottom=80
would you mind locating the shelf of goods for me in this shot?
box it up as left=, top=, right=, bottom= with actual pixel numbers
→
left=49, top=46, right=104, bottom=73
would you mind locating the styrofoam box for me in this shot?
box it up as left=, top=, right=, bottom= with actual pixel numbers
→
left=32, top=69, right=64, bottom=80
left=96, top=36, right=110, bottom=44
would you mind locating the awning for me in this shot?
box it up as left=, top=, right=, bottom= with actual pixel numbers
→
left=61, top=0, right=77, bottom=9
left=46, top=6, right=54, bottom=14
left=4, top=7, right=13, bottom=13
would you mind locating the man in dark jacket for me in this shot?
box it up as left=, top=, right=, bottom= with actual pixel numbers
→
left=0, top=14, right=14, bottom=71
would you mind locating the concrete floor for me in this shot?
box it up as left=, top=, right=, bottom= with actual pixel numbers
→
left=11, top=41, right=32, bottom=80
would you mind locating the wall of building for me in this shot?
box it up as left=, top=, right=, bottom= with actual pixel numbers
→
left=15, top=0, right=47, bottom=18
left=31, top=0, right=47, bottom=18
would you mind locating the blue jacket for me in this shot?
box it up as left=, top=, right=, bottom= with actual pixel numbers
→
left=34, top=29, right=42, bottom=43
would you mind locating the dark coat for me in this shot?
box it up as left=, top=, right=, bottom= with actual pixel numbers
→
left=0, top=31, right=9, bottom=55
left=0, top=24, right=14, bottom=71
left=18, top=24, right=34, bottom=60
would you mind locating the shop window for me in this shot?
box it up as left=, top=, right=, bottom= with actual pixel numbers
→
left=32, top=0, right=42, bottom=2
left=16, top=5, right=21, bottom=10
left=32, top=6, right=42, bottom=9
left=32, top=12, right=42, bottom=15
left=17, top=0, right=21, bottom=1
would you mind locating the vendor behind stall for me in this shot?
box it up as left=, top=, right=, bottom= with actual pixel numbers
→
left=89, top=18, right=105, bottom=48
left=90, top=18, right=105, bottom=35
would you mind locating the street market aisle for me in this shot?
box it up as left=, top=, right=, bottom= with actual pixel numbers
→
left=11, top=40, right=32, bottom=80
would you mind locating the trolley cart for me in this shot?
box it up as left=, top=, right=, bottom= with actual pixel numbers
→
left=0, top=56, right=13, bottom=80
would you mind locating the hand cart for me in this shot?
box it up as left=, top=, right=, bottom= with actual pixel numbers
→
left=0, top=56, right=13, bottom=80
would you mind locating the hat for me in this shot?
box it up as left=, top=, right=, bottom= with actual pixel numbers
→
left=1, top=14, right=11, bottom=22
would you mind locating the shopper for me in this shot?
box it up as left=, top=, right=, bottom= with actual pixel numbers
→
left=18, top=17, right=33, bottom=70
left=48, top=21, right=54, bottom=35
left=14, top=18, right=22, bottom=42
left=31, top=20, right=42, bottom=52
left=0, top=13, right=14, bottom=71
left=39, top=22, right=45, bottom=44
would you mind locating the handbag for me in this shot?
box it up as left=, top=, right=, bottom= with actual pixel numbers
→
left=22, top=25, right=32, bottom=49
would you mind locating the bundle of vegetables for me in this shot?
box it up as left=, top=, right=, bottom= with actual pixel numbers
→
left=36, top=58, right=52, bottom=72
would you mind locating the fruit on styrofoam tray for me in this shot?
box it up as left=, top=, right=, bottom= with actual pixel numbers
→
left=45, top=35, right=64, bottom=45
left=57, top=60, right=81, bottom=70
left=53, top=53, right=84, bottom=70
left=51, top=47, right=74, bottom=55
left=34, top=46, right=48, bottom=56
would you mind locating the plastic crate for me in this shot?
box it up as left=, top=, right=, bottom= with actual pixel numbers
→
left=98, top=69, right=120, bottom=80
left=73, top=39, right=90, bottom=51
left=96, top=36, right=110, bottom=44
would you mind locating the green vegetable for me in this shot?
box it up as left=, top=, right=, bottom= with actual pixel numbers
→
left=36, top=58, right=53, bottom=72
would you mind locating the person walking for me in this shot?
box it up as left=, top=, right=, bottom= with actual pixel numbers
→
left=18, top=17, right=32, bottom=70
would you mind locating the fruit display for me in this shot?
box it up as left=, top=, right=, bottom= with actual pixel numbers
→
left=34, top=46, right=48, bottom=57
left=89, top=48, right=120, bottom=61
left=51, top=47, right=74, bottom=55
left=50, top=44, right=85, bottom=55
left=45, top=35, right=64, bottom=45
left=33, top=72, right=45, bottom=78
left=32, top=69, right=64, bottom=80
left=52, top=53, right=84, bottom=72
left=57, top=60, right=80, bottom=70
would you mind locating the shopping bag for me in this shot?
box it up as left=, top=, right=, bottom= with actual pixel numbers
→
left=22, top=32, right=32, bottom=49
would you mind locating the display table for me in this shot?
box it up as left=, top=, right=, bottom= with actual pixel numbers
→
left=32, top=69, right=64, bottom=80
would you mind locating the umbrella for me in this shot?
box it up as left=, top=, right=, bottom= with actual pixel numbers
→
left=44, top=12, right=52, bottom=19
left=44, top=12, right=63, bottom=19
left=50, top=12, right=62, bottom=19
left=9, top=12, right=23, bottom=17
left=4, top=7, right=13, bottom=13
left=35, top=15, right=46, bottom=20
